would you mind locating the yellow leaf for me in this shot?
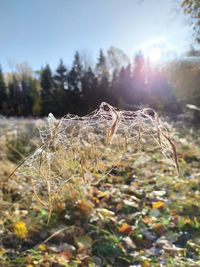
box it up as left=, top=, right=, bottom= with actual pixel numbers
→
left=13, top=221, right=28, bottom=239
left=93, top=197, right=100, bottom=204
left=152, top=201, right=164, bottom=209
left=37, top=243, right=47, bottom=251
left=97, top=191, right=110, bottom=199
left=97, top=208, right=115, bottom=218
left=141, top=259, right=151, bottom=267
left=184, top=217, right=192, bottom=224
left=0, top=247, right=6, bottom=256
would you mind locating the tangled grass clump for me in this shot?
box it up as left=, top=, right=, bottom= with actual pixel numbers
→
left=14, top=102, right=179, bottom=210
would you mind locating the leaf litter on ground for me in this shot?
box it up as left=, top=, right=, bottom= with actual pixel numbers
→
left=0, top=105, right=200, bottom=266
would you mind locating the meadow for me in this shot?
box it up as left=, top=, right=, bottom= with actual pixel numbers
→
left=0, top=105, right=200, bottom=267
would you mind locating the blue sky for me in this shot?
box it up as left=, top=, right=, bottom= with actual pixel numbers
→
left=0, top=0, right=193, bottom=71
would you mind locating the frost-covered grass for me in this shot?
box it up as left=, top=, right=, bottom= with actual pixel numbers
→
left=0, top=109, right=200, bottom=267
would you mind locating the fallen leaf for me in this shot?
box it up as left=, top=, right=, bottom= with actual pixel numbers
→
left=93, top=197, right=100, bottom=205
left=119, top=223, right=132, bottom=234
left=183, top=217, right=192, bottom=224
left=75, top=235, right=93, bottom=253
left=37, top=244, right=47, bottom=251
left=97, top=191, right=110, bottom=199
left=153, top=224, right=166, bottom=235
left=76, top=200, right=93, bottom=215
left=124, top=199, right=138, bottom=208
left=141, top=259, right=151, bottom=267
left=122, top=236, right=136, bottom=249
left=152, top=201, right=164, bottom=209
left=0, top=247, right=6, bottom=257
left=13, top=221, right=28, bottom=239
left=58, top=250, right=73, bottom=260
left=143, top=216, right=153, bottom=224
left=97, top=208, right=115, bottom=218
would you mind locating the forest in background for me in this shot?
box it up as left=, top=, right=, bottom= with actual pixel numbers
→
left=0, top=47, right=200, bottom=119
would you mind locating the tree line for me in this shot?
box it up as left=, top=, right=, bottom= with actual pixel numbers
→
left=0, top=47, right=199, bottom=117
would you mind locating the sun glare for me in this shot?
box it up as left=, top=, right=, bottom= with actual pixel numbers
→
left=140, top=39, right=174, bottom=64
left=148, top=47, right=162, bottom=62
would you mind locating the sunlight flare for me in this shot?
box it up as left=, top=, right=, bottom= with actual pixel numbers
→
left=148, top=47, right=162, bottom=62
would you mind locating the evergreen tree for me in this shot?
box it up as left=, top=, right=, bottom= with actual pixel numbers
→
left=53, top=59, right=69, bottom=115
left=20, top=76, right=34, bottom=116
left=7, top=75, right=21, bottom=116
left=96, top=49, right=108, bottom=78
left=40, top=64, right=54, bottom=116
left=0, top=66, right=7, bottom=113
left=67, top=52, right=83, bottom=114
left=54, top=59, right=68, bottom=90
left=81, top=67, right=97, bottom=112
left=68, top=51, right=83, bottom=92
left=95, top=49, right=110, bottom=104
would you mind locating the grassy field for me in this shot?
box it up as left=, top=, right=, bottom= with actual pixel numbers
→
left=0, top=113, right=200, bottom=267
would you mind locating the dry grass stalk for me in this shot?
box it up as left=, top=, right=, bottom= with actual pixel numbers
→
left=8, top=102, right=179, bottom=208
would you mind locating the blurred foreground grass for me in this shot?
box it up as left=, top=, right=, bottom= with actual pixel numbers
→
left=0, top=117, right=200, bottom=267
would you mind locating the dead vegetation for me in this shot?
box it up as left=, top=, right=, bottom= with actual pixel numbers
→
left=9, top=103, right=178, bottom=212
left=0, top=103, right=200, bottom=267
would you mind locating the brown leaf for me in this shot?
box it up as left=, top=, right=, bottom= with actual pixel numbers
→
left=76, top=200, right=93, bottom=215
left=153, top=224, right=166, bottom=235
left=143, top=216, right=153, bottom=225
left=119, top=223, right=132, bottom=234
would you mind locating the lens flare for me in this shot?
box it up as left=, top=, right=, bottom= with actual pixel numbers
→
left=148, top=47, right=162, bottom=62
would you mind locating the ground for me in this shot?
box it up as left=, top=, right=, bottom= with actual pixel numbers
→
left=0, top=116, right=200, bottom=267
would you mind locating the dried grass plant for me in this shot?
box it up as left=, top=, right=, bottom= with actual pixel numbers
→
left=12, top=102, right=179, bottom=212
